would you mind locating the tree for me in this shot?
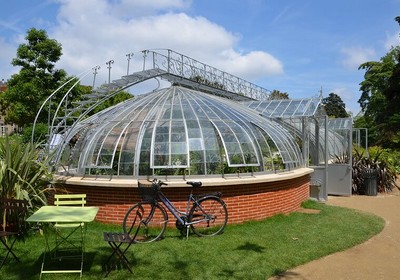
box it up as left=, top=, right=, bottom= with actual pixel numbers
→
left=358, top=45, right=400, bottom=148
left=91, top=91, right=133, bottom=115
left=355, top=16, right=400, bottom=148
left=268, top=90, right=289, bottom=100
left=322, top=92, right=349, bottom=118
left=0, top=28, right=66, bottom=128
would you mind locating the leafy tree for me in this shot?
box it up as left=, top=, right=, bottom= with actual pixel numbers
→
left=268, top=90, right=289, bottom=100
left=353, top=114, right=377, bottom=148
left=358, top=46, right=400, bottom=147
left=21, top=123, right=48, bottom=143
left=0, top=28, right=65, bottom=128
left=91, top=91, right=133, bottom=114
left=322, top=92, right=349, bottom=118
left=356, top=17, right=400, bottom=148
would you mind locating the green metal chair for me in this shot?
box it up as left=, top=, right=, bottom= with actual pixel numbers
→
left=53, top=194, right=86, bottom=257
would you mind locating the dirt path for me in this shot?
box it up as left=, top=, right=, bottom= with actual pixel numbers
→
left=269, top=189, right=400, bottom=280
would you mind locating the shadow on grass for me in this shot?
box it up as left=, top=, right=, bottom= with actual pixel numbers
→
left=272, top=269, right=304, bottom=279
left=5, top=250, right=104, bottom=279
left=98, top=245, right=139, bottom=277
left=218, top=268, right=236, bottom=278
left=35, top=251, right=98, bottom=273
left=236, top=241, right=266, bottom=253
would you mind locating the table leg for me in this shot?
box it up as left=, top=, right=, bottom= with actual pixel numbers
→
left=39, top=223, right=87, bottom=279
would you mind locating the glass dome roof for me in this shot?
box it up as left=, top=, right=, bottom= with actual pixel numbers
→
left=60, top=86, right=304, bottom=177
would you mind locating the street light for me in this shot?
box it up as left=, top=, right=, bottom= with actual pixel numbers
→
left=106, top=60, right=114, bottom=84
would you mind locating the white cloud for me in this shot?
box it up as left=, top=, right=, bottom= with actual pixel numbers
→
left=384, top=32, right=400, bottom=50
left=329, top=87, right=361, bottom=115
left=110, top=0, right=192, bottom=17
left=330, top=87, right=352, bottom=103
left=340, top=47, right=376, bottom=70
left=216, top=50, right=284, bottom=79
left=0, top=38, right=19, bottom=79
left=50, top=0, right=283, bottom=85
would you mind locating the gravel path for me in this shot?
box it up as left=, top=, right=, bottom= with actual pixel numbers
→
left=269, top=188, right=400, bottom=280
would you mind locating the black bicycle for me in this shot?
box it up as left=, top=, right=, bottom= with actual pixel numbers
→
left=123, top=179, right=228, bottom=242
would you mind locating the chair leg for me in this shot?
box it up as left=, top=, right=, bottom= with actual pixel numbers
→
left=0, top=237, right=18, bottom=268
left=104, top=238, right=135, bottom=277
left=54, top=226, right=81, bottom=251
left=53, top=225, right=84, bottom=261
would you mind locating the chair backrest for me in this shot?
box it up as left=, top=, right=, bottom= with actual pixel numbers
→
left=54, top=194, right=86, bottom=207
left=0, top=198, right=28, bottom=233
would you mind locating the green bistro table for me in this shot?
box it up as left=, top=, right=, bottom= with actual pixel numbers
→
left=27, top=206, right=99, bottom=279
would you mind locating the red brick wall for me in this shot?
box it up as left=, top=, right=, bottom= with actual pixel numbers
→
left=52, top=174, right=310, bottom=225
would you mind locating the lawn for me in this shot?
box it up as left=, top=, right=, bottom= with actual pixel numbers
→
left=0, top=200, right=384, bottom=280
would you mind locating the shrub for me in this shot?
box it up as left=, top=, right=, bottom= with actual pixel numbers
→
left=0, top=136, right=53, bottom=208
left=21, top=122, right=48, bottom=144
left=352, top=146, right=398, bottom=194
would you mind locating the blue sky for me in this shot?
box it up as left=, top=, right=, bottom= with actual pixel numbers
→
left=1, top=0, right=399, bottom=115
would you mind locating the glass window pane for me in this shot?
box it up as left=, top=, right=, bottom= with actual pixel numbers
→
left=171, top=142, right=186, bottom=154
left=154, top=143, right=169, bottom=155
left=171, top=154, right=187, bottom=166
left=189, top=138, right=204, bottom=150
left=154, top=154, right=168, bottom=166
left=189, top=150, right=205, bottom=175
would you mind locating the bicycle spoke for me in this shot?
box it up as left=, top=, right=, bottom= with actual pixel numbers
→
left=123, top=202, right=167, bottom=243
left=189, top=197, right=228, bottom=237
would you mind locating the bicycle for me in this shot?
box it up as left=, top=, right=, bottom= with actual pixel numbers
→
left=123, top=179, right=228, bottom=242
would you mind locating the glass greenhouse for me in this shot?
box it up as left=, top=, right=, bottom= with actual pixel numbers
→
left=59, top=86, right=305, bottom=177
left=35, top=49, right=352, bottom=199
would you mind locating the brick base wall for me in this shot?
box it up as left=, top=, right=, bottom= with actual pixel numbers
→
left=52, top=174, right=310, bottom=225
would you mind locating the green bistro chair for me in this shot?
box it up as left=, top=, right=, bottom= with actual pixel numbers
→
left=53, top=194, right=86, bottom=258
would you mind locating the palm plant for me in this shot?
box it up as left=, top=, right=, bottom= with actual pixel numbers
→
left=352, top=147, right=398, bottom=194
left=0, top=136, right=53, bottom=208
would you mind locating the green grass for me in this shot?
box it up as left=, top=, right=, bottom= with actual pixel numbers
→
left=1, top=200, right=384, bottom=279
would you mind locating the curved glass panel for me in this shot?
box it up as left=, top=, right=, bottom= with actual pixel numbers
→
left=61, top=86, right=304, bottom=177
left=243, top=97, right=323, bottom=118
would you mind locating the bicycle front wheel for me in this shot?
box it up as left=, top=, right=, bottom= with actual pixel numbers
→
left=123, top=202, right=168, bottom=243
left=189, top=196, right=228, bottom=237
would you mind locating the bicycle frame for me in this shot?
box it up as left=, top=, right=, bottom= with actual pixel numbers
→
left=155, top=190, right=193, bottom=226
left=155, top=188, right=210, bottom=227
left=125, top=180, right=227, bottom=241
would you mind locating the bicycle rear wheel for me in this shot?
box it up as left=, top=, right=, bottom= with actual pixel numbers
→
left=123, top=202, right=168, bottom=243
left=189, top=196, right=228, bottom=237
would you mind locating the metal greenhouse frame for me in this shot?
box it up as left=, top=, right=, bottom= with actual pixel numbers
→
left=33, top=49, right=352, bottom=199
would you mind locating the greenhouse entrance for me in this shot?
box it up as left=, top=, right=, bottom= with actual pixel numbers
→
left=243, top=99, right=353, bottom=200
left=326, top=118, right=353, bottom=197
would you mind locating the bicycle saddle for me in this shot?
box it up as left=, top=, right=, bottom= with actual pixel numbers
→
left=186, top=181, right=202, bottom=188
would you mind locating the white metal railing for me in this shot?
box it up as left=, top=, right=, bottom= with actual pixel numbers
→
left=145, top=49, right=271, bottom=101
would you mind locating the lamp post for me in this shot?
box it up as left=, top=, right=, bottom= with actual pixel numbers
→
left=106, top=60, right=114, bottom=84
left=92, top=65, right=100, bottom=88
left=126, top=53, right=134, bottom=75
left=142, top=50, right=148, bottom=71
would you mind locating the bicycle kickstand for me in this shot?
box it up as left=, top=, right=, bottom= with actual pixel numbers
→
left=186, top=226, right=190, bottom=240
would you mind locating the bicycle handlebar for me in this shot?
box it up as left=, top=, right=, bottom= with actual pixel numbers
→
left=152, top=178, right=168, bottom=189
